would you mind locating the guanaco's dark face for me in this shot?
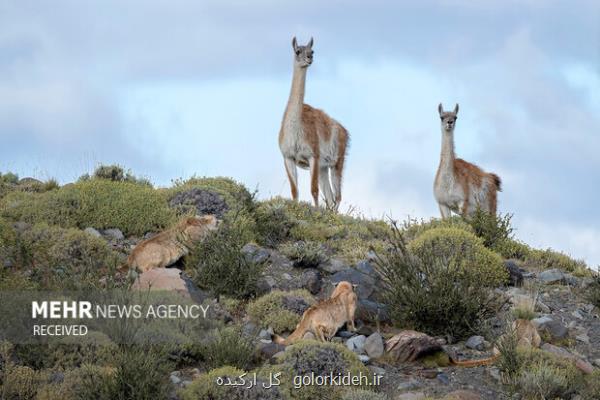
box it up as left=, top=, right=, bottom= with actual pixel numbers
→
left=292, top=36, right=314, bottom=68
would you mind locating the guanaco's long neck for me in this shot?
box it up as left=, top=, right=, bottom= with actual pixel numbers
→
left=284, top=64, right=307, bottom=121
left=439, top=128, right=456, bottom=172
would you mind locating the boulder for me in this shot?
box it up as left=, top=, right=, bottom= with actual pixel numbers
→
left=538, top=269, right=568, bottom=285
left=535, top=318, right=568, bottom=340
left=356, top=299, right=391, bottom=323
left=331, top=268, right=375, bottom=299
left=541, top=343, right=595, bottom=374
left=346, top=335, right=367, bottom=354
left=103, top=228, right=124, bottom=241
left=84, top=227, right=102, bottom=238
left=132, top=268, right=208, bottom=304
left=300, top=269, right=322, bottom=294
left=168, top=188, right=229, bottom=219
left=319, top=258, right=349, bottom=274
left=241, top=243, right=271, bottom=264
left=465, top=335, right=485, bottom=351
left=364, top=333, right=385, bottom=358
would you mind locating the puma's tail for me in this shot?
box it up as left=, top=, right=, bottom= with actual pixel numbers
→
left=450, top=348, right=500, bottom=367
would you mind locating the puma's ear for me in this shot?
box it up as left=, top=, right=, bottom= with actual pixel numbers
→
left=453, top=103, right=459, bottom=114
left=438, top=103, right=444, bottom=116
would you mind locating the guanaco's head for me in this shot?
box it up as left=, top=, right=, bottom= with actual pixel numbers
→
left=292, top=36, right=314, bottom=68
left=438, top=103, right=459, bottom=133
left=182, top=215, right=219, bottom=241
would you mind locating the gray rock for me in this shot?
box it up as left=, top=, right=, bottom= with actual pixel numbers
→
left=258, top=328, right=272, bottom=340
left=357, top=299, right=391, bottom=323
left=103, top=228, right=124, bottom=241
left=302, top=331, right=316, bottom=340
left=337, top=330, right=355, bottom=339
left=368, top=365, right=386, bottom=376
left=436, top=373, right=450, bottom=385
left=593, top=359, right=600, bottom=368
left=300, top=269, right=322, bottom=294
left=537, top=269, right=566, bottom=284
left=358, top=354, right=370, bottom=364
left=84, top=227, right=102, bottom=238
left=536, top=301, right=551, bottom=313
left=257, top=342, right=285, bottom=360
left=281, top=295, right=310, bottom=315
left=320, top=258, right=349, bottom=274
left=242, top=321, right=258, bottom=337
left=364, top=333, right=384, bottom=358
left=170, top=373, right=182, bottom=385
left=395, top=393, right=427, bottom=400
left=532, top=316, right=553, bottom=328
left=465, top=335, right=486, bottom=351
left=346, top=334, right=367, bottom=354
left=168, top=188, right=229, bottom=219
left=331, top=268, right=375, bottom=299
left=241, top=243, right=270, bottom=264
left=537, top=319, right=568, bottom=340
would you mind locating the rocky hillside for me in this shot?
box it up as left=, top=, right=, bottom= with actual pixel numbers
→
left=0, top=166, right=599, bottom=400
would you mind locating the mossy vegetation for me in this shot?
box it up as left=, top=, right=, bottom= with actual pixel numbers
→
left=247, top=290, right=314, bottom=332
left=280, top=240, right=329, bottom=269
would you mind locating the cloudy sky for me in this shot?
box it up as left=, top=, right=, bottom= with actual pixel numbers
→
left=1, top=1, right=599, bottom=267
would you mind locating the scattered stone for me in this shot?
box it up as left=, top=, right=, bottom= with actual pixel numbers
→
left=488, top=367, right=501, bottom=382
left=397, top=378, right=423, bottom=391
left=302, top=331, right=316, bottom=340
left=258, top=329, right=272, bottom=340
left=532, top=316, right=553, bottom=327
left=575, top=359, right=594, bottom=375
left=465, top=335, right=485, bottom=351
left=541, top=343, right=594, bottom=374
left=131, top=268, right=208, bottom=304
left=592, top=359, right=600, bottom=368
left=536, top=301, right=551, bottom=314
left=575, top=333, right=590, bottom=344
left=257, top=342, right=285, bottom=360
left=103, top=228, right=125, bottom=241
left=537, top=269, right=566, bottom=284
left=436, top=372, right=450, bottom=385
left=364, top=333, right=385, bottom=358
left=368, top=365, right=386, bottom=376
left=242, top=321, right=257, bottom=337
left=84, top=227, right=102, bottom=238
left=170, top=372, right=182, bottom=385
left=346, top=335, right=367, bottom=354
left=300, top=269, right=322, bottom=294
left=504, top=260, right=524, bottom=286
left=280, top=295, right=310, bottom=315
left=337, top=330, right=355, bottom=339
left=571, top=310, right=584, bottom=320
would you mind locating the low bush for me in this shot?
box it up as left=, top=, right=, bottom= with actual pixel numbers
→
left=373, top=225, right=505, bottom=339
left=466, top=209, right=514, bottom=251
left=586, top=274, right=600, bottom=309
left=581, top=369, right=600, bottom=400
left=202, top=326, right=256, bottom=370
left=180, top=366, right=285, bottom=400
left=1, top=179, right=175, bottom=236
left=253, top=197, right=296, bottom=246
left=20, top=224, right=120, bottom=290
left=247, top=290, right=314, bottom=333
left=188, top=214, right=264, bottom=300
left=526, top=248, right=590, bottom=276
left=280, top=241, right=328, bottom=269
left=518, top=359, right=578, bottom=400
left=89, top=164, right=151, bottom=186
left=272, top=340, right=372, bottom=400
left=342, top=389, right=388, bottom=400
left=402, top=216, right=474, bottom=242
left=1, top=365, right=39, bottom=400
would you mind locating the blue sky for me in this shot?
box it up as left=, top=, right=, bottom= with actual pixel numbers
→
left=0, top=1, right=599, bottom=267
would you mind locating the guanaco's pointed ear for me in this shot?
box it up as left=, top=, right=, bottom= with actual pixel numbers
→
left=292, top=37, right=298, bottom=51
left=438, top=103, right=444, bottom=115
left=308, top=37, right=314, bottom=48
left=453, top=103, right=459, bottom=114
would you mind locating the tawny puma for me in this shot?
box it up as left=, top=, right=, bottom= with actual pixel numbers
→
left=125, top=215, right=218, bottom=273
left=273, top=281, right=357, bottom=345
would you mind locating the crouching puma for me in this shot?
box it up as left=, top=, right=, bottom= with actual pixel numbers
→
left=273, top=281, right=357, bottom=345
left=125, top=215, right=218, bottom=273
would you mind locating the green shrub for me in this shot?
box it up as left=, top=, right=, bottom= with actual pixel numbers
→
left=1, top=180, right=175, bottom=236
left=280, top=240, right=328, bottom=269
left=402, top=216, right=474, bottom=242
left=342, top=389, right=388, bottom=400
left=20, top=224, right=120, bottom=290
left=1, top=365, right=39, bottom=400
left=247, top=290, right=314, bottom=332
left=258, top=198, right=390, bottom=263
left=581, top=369, right=600, bottom=400
left=180, top=366, right=285, bottom=400
left=202, top=326, right=255, bottom=370
left=518, top=359, right=577, bottom=400
left=188, top=214, right=264, bottom=300
left=408, top=227, right=508, bottom=287
left=496, top=324, right=522, bottom=383
left=254, top=197, right=296, bottom=246
left=495, top=238, right=532, bottom=260
left=90, top=164, right=151, bottom=186
left=466, top=209, right=514, bottom=251
left=272, top=340, right=372, bottom=400
left=373, top=225, right=504, bottom=339
left=0, top=172, right=19, bottom=185
left=169, top=176, right=255, bottom=215
left=586, top=274, right=600, bottom=309
left=526, top=248, right=590, bottom=276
